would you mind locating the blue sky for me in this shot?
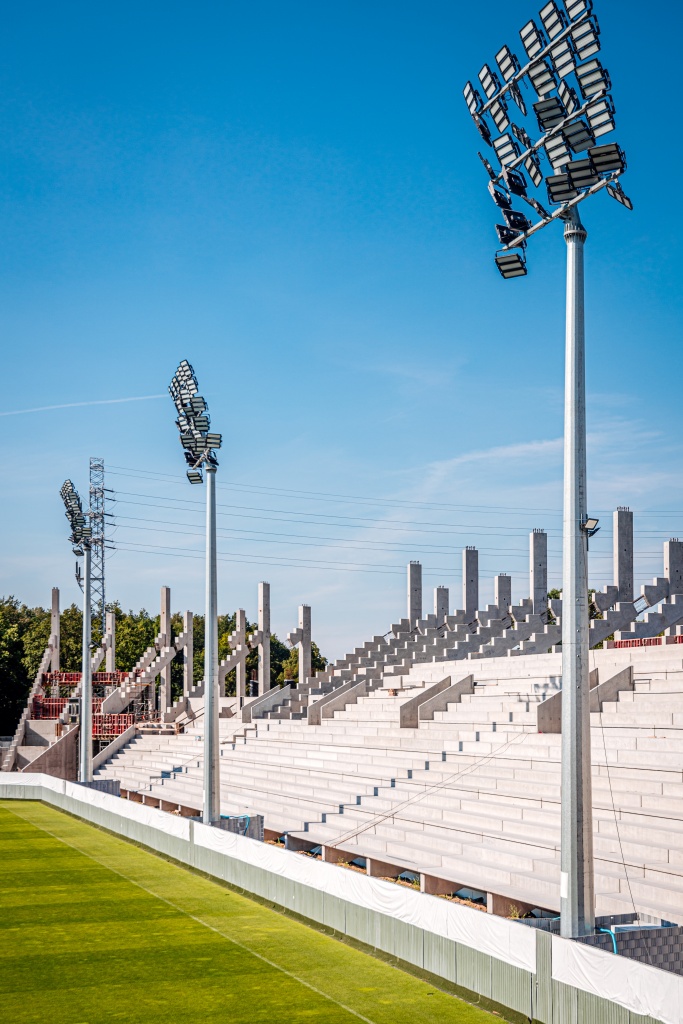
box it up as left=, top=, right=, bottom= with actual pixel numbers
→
left=1, top=0, right=682, bottom=659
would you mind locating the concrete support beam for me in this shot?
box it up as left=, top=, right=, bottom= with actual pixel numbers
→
left=159, top=586, right=172, bottom=712
left=407, top=561, right=422, bottom=624
left=321, top=845, right=348, bottom=864
left=613, top=507, right=634, bottom=603
left=105, top=611, right=116, bottom=673
left=494, top=574, right=511, bottom=615
left=530, top=529, right=548, bottom=615
left=487, top=892, right=536, bottom=918
left=434, top=586, right=449, bottom=623
left=299, top=605, right=311, bottom=686
left=420, top=873, right=458, bottom=896
left=258, top=581, right=270, bottom=696
left=50, top=587, right=60, bottom=695
left=284, top=834, right=316, bottom=853
left=462, top=547, right=479, bottom=621
left=183, top=611, right=193, bottom=696
left=366, top=857, right=401, bottom=878
left=235, top=608, right=247, bottom=702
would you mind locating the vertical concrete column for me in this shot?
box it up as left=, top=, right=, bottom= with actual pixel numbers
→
left=50, top=587, right=60, bottom=696
left=407, top=562, right=422, bottom=623
left=462, top=547, right=479, bottom=621
left=183, top=610, right=193, bottom=696
left=530, top=529, right=548, bottom=615
left=235, top=608, right=247, bottom=703
left=258, top=582, right=271, bottom=695
left=299, top=605, right=311, bottom=686
left=613, top=507, right=634, bottom=603
left=494, top=574, right=511, bottom=615
left=664, top=539, right=683, bottom=636
left=159, top=586, right=172, bottom=712
left=434, top=586, right=449, bottom=623
left=105, top=611, right=116, bottom=673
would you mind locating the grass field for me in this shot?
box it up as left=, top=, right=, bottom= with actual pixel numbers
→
left=0, top=801, right=501, bottom=1024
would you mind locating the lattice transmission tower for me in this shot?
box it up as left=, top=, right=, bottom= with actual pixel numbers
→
left=89, top=457, right=109, bottom=634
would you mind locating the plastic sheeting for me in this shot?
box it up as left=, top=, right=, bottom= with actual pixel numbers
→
left=194, top=822, right=536, bottom=972
left=61, top=780, right=191, bottom=840
left=552, top=933, right=683, bottom=1024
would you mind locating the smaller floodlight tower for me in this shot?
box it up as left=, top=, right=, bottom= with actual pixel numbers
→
left=168, top=360, right=223, bottom=825
left=60, top=479, right=93, bottom=783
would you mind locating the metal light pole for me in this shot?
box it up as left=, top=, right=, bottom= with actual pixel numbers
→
left=462, top=0, right=631, bottom=938
left=560, top=208, right=594, bottom=936
left=169, top=360, right=223, bottom=825
left=203, top=465, right=220, bottom=824
left=60, top=478, right=94, bottom=784
left=80, top=541, right=93, bottom=783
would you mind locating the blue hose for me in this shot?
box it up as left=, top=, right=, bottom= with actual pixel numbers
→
left=598, top=927, right=618, bottom=954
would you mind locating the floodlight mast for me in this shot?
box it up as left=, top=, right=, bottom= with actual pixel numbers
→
left=463, top=0, right=632, bottom=938
left=60, top=479, right=93, bottom=783
left=168, top=360, right=223, bottom=825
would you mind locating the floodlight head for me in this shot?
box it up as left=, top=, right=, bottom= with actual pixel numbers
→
left=495, top=251, right=527, bottom=279
left=545, top=132, right=572, bottom=171
left=511, top=122, right=532, bottom=150
left=566, top=157, right=599, bottom=188
left=478, top=151, right=498, bottom=181
left=582, top=516, right=600, bottom=538
left=563, top=118, right=595, bottom=152
left=534, top=96, right=567, bottom=131
left=546, top=173, right=579, bottom=203
left=463, top=81, right=483, bottom=115
left=490, top=99, right=510, bottom=133
left=575, top=58, right=610, bottom=99
left=501, top=208, right=532, bottom=232
left=606, top=181, right=633, bottom=211
left=501, top=166, right=527, bottom=197
left=564, top=0, right=593, bottom=18
left=558, top=81, right=579, bottom=114
left=187, top=470, right=204, bottom=485
left=478, top=64, right=501, bottom=99
left=520, top=19, right=546, bottom=59
left=586, top=96, right=615, bottom=138
left=524, top=152, right=544, bottom=187
left=205, top=432, right=223, bottom=448
left=495, top=45, right=520, bottom=82
left=492, top=133, right=520, bottom=166
left=528, top=59, right=557, bottom=97
left=539, top=1, right=567, bottom=40
left=549, top=37, right=575, bottom=78
left=496, top=224, right=522, bottom=246
left=475, top=115, right=492, bottom=146
left=571, top=17, right=601, bottom=61
left=488, top=180, right=512, bottom=209
left=589, top=142, right=626, bottom=174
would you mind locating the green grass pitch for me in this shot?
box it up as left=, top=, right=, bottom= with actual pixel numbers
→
left=0, top=801, right=501, bottom=1023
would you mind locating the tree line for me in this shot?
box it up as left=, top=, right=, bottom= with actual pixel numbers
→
left=0, top=597, right=326, bottom=735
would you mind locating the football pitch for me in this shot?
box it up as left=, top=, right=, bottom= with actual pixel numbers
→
left=0, top=801, right=500, bottom=1024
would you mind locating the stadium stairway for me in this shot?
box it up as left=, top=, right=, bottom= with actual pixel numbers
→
left=94, top=645, right=683, bottom=924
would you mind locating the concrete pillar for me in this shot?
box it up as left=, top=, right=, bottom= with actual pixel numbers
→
left=494, top=574, right=511, bottom=615
left=613, top=507, right=633, bottom=603
left=183, top=610, right=193, bottom=696
left=299, top=605, right=311, bottom=686
left=258, top=582, right=271, bottom=695
left=105, top=611, right=116, bottom=673
left=50, top=588, right=60, bottom=696
left=407, top=561, right=422, bottom=623
left=530, top=529, right=548, bottom=615
left=462, top=547, right=479, bottom=621
left=160, top=586, right=172, bottom=711
left=434, top=586, right=449, bottom=623
left=664, top=539, right=683, bottom=595
left=235, top=608, right=247, bottom=702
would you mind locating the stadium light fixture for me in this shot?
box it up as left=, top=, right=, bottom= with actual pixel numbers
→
left=60, top=479, right=93, bottom=784
left=462, top=0, right=632, bottom=941
left=168, top=359, right=222, bottom=826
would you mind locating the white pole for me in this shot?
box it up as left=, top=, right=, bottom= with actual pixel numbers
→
left=79, top=545, right=93, bottom=784
left=560, top=208, right=595, bottom=938
left=203, top=466, right=220, bottom=824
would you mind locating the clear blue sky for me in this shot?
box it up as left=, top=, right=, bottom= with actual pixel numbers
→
left=1, top=0, right=681, bottom=659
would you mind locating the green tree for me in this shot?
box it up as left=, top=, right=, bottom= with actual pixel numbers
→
left=275, top=641, right=327, bottom=686
left=0, top=598, right=38, bottom=735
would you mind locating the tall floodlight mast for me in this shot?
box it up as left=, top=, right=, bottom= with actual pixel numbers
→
left=60, top=479, right=93, bottom=784
left=462, top=0, right=630, bottom=938
left=169, top=360, right=223, bottom=825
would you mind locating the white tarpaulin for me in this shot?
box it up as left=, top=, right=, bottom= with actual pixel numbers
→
left=552, top=933, right=683, bottom=1024
left=61, top=780, right=191, bottom=840
left=193, top=822, right=536, bottom=972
